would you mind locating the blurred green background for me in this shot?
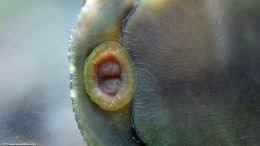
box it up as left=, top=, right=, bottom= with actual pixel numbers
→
left=0, top=0, right=87, bottom=145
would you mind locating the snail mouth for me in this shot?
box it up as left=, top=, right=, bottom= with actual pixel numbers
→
left=83, top=41, right=136, bottom=112
left=97, top=59, right=122, bottom=96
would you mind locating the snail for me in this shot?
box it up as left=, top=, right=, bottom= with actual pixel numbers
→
left=69, top=0, right=260, bottom=145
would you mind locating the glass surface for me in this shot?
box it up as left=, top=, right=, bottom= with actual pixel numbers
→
left=0, top=0, right=87, bottom=145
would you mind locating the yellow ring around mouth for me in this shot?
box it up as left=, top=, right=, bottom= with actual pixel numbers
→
left=84, top=41, right=136, bottom=111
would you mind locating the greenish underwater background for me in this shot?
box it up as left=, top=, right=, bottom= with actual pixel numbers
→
left=0, top=0, right=87, bottom=145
